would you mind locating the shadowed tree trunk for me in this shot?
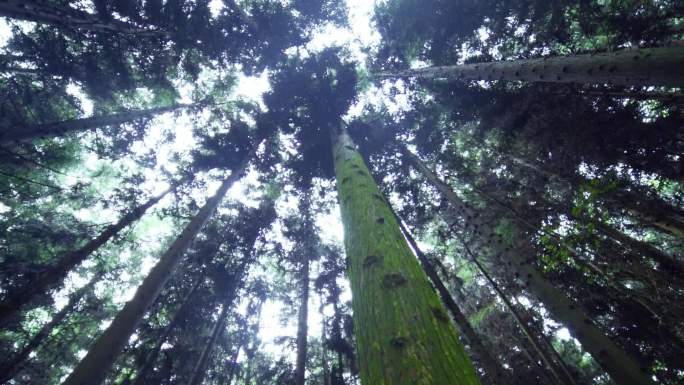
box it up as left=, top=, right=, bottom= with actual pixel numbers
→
left=0, top=187, right=172, bottom=325
left=0, top=1, right=167, bottom=36
left=331, top=126, right=481, bottom=385
left=0, top=103, right=200, bottom=143
left=463, top=243, right=581, bottom=385
left=0, top=272, right=101, bottom=384
left=130, top=275, right=205, bottom=385
left=401, top=147, right=656, bottom=385
left=187, top=297, right=235, bottom=385
left=295, top=252, right=310, bottom=385
left=377, top=46, right=684, bottom=87
left=319, top=302, right=332, bottom=385
left=62, top=155, right=251, bottom=385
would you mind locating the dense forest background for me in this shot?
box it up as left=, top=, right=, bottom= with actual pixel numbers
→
left=0, top=1, right=682, bottom=385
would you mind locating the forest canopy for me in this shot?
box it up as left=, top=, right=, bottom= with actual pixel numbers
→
left=0, top=1, right=682, bottom=385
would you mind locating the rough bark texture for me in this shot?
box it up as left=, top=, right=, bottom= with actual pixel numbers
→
left=378, top=46, right=684, bottom=87
left=187, top=298, right=234, bottom=385
left=0, top=0, right=167, bottom=36
left=0, top=272, right=100, bottom=383
left=0, top=103, right=194, bottom=143
left=393, top=213, right=510, bottom=385
left=0, top=188, right=171, bottom=325
left=61, top=162, right=247, bottom=385
left=332, top=127, right=481, bottom=385
left=295, top=254, right=310, bottom=385
left=402, top=148, right=656, bottom=385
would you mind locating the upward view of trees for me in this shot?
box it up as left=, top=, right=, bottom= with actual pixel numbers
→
left=0, top=1, right=682, bottom=385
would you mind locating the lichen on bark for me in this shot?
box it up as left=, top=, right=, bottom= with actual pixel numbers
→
left=332, top=127, right=481, bottom=385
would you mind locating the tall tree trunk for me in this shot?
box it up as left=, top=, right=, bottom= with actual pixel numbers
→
left=463, top=245, right=580, bottom=385
left=0, top=103, right=198, bottom=143
left=331, top=126, right=481, bottom=385
left=401, top=147, right=656, bottom=385
left=391, top=210, right=511, bottom=385
left=295, top=253, right=310, bottom=385
left=0, top=272, right=101, bottom=383
left=0, top=1, right=167, bottom=36
left=377, top=46, right=684, bottom=87
left=0, top=187, right=172, bottom=325
left=62, top=158, right=250, bottom=385
left=187, top=297, right=235, bottom=385
left=224, top=344, right=241, bottom=385
left=593, top=221, right=684, bottom=276
left=319, top=303, right=332, bottom=385
left=130, top=275, right=205, bottom=385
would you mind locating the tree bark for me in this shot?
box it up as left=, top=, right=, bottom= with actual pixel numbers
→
left=0, top=0, right=167, bottom=36
left=390, top=207, right=511, bottom=385
left=294, top=252, right=310, bottom=385
left=331, top=126, right=481, bottom=385
left=401, top=147, right=656, bottom=385
left=0, top=103, right=197, bottom=143
left=130, top=275, right=205, bottom=385
left=0, top=272, right=101, bottom=384
left=61, top=157, right=250, bottom=385
left=377, top=46, right=684, bottom=87
left=0, top=187, right=172, bottom=325
left=187, top=297, right=235, bottom=385
left=464, top=246, right=580, bottom=385
left=320, top=303, right=332, bottom=385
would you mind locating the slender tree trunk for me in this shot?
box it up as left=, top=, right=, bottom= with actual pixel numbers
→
left=377, top=46, right=684, bottom=87
left=130, top=275, right=204, bottom=385
left=0, top=187, right=172, bottom=325
left=331, top=126, right=481, bottom=385
left=594, top=221, right=684, bottom=275
left=62, top=158, right=250, bottom=385
left=0, top=103, right=197, bottom=143
left=187, top=297, right=234, bottom=385
left=401, top=147, right=656, bottom=385
left=320, top=304, right=332, bottom=385
left=294, top=253, right=310, bottom=385
left=0, top=0, right=167, bottom=36
left=392, top=210, right=511, bottom=385
left=0, top=272, right=101, bottom=383
left=224, top=344, right=241, bottom=385
left=464, top=246, right=580, bottom=385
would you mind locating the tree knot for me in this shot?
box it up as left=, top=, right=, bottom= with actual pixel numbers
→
left=383, top=273, right=407, bottom=288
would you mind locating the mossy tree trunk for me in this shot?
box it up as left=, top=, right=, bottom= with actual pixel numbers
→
left=401, top=147, right=656, bottom=385
left=62, top=159, right=249, bottom=385
left=377, top=46, right=684, bottom=87
left=392, top=211, right=511, bottom=385
left=331, top=127, right=481, bottom=385
left=0, top=187, right=172, bottom=325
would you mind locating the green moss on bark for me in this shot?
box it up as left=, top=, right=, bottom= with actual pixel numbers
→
left=332, top=128, right=481, bottom=385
